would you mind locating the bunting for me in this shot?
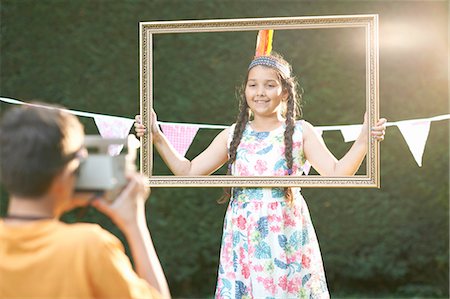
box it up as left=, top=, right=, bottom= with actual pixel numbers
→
left=397, top=120, right=431, bottom=167
left=159, top=123, right=199, bottom=157
left=340, top=124, right=363, bottom=143
left=302, top=162, right=312, bottom=176
left=0, top=97, right=448, bottom=167
left=93, top=115, right=135, bottom=156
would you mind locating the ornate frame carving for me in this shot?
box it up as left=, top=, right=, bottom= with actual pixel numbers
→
left=140, top=15, right=379, bottom=187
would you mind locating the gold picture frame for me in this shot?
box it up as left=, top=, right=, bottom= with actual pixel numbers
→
left=140, top=14, right=379, bottom=187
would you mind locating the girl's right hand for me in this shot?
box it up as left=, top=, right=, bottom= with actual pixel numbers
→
left=134, top=109, right=161, bottom=138
left=134, top=115, right=146, bottom=138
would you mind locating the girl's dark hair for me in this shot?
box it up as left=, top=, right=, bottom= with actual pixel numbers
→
left=219, top=53, right=302, bottom=205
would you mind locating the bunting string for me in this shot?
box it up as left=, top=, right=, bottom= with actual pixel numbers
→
left=1, top=97, right=448, bottom=166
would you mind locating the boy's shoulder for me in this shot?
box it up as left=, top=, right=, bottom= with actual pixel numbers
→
left=56, top=221, right=121, bottom=249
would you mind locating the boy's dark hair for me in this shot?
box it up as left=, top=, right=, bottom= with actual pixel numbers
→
left=0, top=104, right=82, bottom=197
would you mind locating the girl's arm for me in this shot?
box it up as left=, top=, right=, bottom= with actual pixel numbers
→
left=302, top=114, right=386, bottom=176
left=135, top=112, right=229, bottom=176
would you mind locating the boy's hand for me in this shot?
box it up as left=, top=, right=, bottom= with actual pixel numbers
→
left=63, top=192, right=98, bottom=212
left=91, top=173, right=150, bottom=231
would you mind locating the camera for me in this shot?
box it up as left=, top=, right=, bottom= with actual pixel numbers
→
left=75, top=135, right=138, bottom=201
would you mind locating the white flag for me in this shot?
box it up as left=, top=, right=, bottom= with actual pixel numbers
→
left=397, top=121, right=431, bottom=167
left=340, top=125, right=363, bottom=142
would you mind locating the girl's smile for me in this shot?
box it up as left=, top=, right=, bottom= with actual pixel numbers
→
left=245, top=65, right=287, bottom=119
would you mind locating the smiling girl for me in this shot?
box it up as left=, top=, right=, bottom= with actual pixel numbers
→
left=135, top=46, right=386, bottom=299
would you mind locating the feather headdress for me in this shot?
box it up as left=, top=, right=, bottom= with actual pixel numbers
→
left=249, top=29, right=290, bottom=77
left=254, top=29, right=273, bottom=57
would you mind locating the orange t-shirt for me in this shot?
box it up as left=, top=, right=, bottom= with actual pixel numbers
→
left=0, top=219, right=162, bottom=299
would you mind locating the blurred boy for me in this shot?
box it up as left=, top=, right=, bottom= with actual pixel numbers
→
left=0, top=104, right=171, bottom=299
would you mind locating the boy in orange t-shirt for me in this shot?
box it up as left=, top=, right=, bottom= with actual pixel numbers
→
left=0, top=104, right=171, bottom=299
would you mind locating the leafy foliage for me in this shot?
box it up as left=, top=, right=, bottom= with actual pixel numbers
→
left=0, top=1, right=448, bottom=297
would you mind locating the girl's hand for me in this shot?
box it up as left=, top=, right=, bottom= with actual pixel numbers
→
left=362, top=112, right=387, bottom=142
left=134, top=109, right=162, bottom=139
left=371, top=117, right=387, bottom=141
left=134, top=115, right=146, bottom=138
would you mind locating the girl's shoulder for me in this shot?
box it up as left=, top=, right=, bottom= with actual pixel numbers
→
left=226, top=122, right=241, bottom=143
left=294, top=119, right=318, bottom=137
left=296, top=119, right=313, bottom=127
left=294, top=119, right=311, bottom=130
left=297, top=119, right=322, bottom=140
left=222, top=124, right=235, bottom=137
left=228, top=122, right=250, bottom=134
left=228, top=123, right=236, bottom=136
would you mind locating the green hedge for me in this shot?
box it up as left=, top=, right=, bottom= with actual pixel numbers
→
left=1, top=1, right=448, bottom=297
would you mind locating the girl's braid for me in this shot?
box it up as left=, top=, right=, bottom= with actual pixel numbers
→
left=229, top=101, right=249, bottom=167
left=218, top=97, right=249, bottom=203
left=283, top=80, right=297, bottom=204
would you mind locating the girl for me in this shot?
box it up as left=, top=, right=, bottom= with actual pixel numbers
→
left=135, top=53, right=386, bottom=298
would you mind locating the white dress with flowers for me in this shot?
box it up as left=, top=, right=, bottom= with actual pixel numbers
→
left=215, top=121, right=329, bottom=299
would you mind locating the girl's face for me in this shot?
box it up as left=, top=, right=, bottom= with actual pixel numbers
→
left=245, top=65, right=287, bottom=119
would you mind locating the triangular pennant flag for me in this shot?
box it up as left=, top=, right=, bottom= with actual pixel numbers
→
left=94, top=115, right=134, bottom=156
left=397, top=120, right=431, bottom=167
left=340, top=125, right=363, bottom=142
left=160, top=124, right=199, bottom=157
left=303, top=161, right=312, bottom=176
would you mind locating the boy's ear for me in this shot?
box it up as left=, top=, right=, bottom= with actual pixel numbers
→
left=46, top=170, right=66, bottom=197
left=48, top=160, right=78, bottom=195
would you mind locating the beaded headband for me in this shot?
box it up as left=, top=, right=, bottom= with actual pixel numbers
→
left=248, top=56, right=291, bottom=78
left=248, top=30, right=291, bottom=78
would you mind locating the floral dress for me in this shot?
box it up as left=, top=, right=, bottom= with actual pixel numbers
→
left=215, top=121, right=329, bottom=299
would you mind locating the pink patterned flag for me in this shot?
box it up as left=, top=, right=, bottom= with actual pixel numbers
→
left=160, top=124, right=199, bottom=157
left=94, top=115, right=134, bottom=156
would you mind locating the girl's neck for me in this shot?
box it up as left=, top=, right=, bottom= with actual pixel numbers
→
left=250, top=114, right=285, bottom=132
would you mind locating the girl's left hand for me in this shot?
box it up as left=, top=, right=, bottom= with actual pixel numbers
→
left=363, top=112, right=387, bottom=142
left=372, top=118, right=387, bottom=141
